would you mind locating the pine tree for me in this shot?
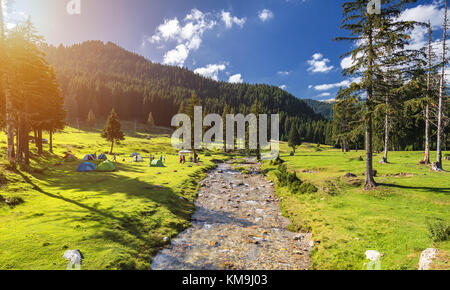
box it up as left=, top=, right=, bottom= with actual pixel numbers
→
left=288, top=126, right=302, bottom=154
left=335, top=0, right=417, bottom=189
left=87, top=109, right=96, bottom=128
left=184, top=92, right=201, bottom=162
left=101, top=109, right=125, bottom=154
left=0, top=0, right=15, bottom=164
left=434, top=0, right=448, bottom=171
left=147, top=112, right=155, bottom=129
left=251, top=99, right=263, bottom=160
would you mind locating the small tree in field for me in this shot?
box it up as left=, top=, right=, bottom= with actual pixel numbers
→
left=102, top=109, right=124, bottom=154
left=147, top=112, right=155, bottom=129
left=87, top=109, right=96, bottom=128
left=288, top=126, right=302, bottom=154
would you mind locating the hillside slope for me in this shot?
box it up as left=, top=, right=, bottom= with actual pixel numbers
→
left=43, top=41, right=324, bottom=137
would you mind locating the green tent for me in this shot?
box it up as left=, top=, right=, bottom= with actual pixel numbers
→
left=150, top=159, right=164, bottom=167
left=97, top=160, right=116, bottom=172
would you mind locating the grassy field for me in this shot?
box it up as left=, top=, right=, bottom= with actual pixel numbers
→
left=0, top=125, right=223, bottom=270
left=264, top=143, right=450, bottom=270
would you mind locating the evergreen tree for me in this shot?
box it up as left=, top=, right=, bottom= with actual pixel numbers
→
left=87, top=109, right=96, bottom=128
left=335, top=0, right=417, bottom=189
left=288, top=126, right=302, bottom=154
left=101, top=109, right=125, bottom=154
left=147, top=112, right=155, bottom=129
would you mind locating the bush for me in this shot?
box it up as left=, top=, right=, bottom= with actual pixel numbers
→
left=427, top=219, right=450, bottom=243
left=274, top=165, right=317, bottom=194
left=0, top=196, right=24, bottom=208
left=270, top=157, right=285, bottom=166
left=204, top=152, right=212, bottom=157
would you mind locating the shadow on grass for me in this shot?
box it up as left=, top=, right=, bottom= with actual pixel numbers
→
left=14, top=166, right=204, bottom=269
left=379, top=183, right=450, bottom=195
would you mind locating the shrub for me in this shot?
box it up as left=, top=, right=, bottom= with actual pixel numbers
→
left=274, top=164, right=318, bottom=195
left=204, top=152, right=212, bottom=157
left=427, top=219, right=450, bottom=243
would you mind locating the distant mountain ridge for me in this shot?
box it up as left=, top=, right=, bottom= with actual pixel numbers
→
left=42, top=41, right=325, bottom=137
left=303, top=99, right=334, bottom=120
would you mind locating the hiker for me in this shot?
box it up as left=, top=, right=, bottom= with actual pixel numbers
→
left=113, top=154, right=117, bottom=162
left=182, top=155, right=186, bottom=164
left=150, top=154, right=153, bottom=162
left=160, top=155, right=163, bottom=162
left=163, top=155, right=166, bottom=163
left=179, top=155, right=183, bottom=164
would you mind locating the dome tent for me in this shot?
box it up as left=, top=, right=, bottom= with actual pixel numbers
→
left=130, top=152, right=140, bottom=158
left=64, top=154, right=77, bottom=162
left=132, top=154, right=143, bottom=162
left=98, top=153, right=108, bottom=160
left=77, top=162, right=96, bottom=172
left=83, top=154, right=95, bottom=161
left=97, top=160, right=116, bottom=172
left=150, top=159, right=164, bottom=167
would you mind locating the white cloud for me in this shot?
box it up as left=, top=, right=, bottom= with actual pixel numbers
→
left=277, top=71, right=291, bottom=76
left=307, top=53, right=334, bottom=73
left=279, top=85, right=287, bottom=90
left=221, top=11, right=246, bottom=29
left=194, top=64, right=227, bottom=81
left=315, top=92, right=331, bottom=99
left=397, top=4, right=446, bottom=50
left=313, top=77, right=361, bottom=91
left=258, top=9, right=274, bottom=22
left=228, top=74, right=243, bottom=83
left=146, top=9, right=216, bottom=66
left=163, top=44, right=190, bottom=66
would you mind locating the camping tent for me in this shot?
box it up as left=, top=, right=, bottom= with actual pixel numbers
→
left=150, top=159, right=164, bottom=167
left=77, top=162, right=96, bottom=172
left=179, top=150, right=192, bottom=154
left=97, top=160, right=116, bottom=172
left=132, top=155, right=143, bottom=162
left=130, top=152, right=140, bottom=157
left=64, top=154, right=77, bottom=162
left=98, top=153, right=108, bottom=160
left=83, top=154, right=95, bottom=161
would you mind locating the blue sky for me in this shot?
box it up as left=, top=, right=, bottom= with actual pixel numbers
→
left=5, top=0, right=447, bottom=101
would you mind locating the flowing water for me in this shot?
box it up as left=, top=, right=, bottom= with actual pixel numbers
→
left=151, top=159, right=312, bottom=270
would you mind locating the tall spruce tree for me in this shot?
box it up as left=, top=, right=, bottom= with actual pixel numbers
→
left=288, top=126, right=302, bottom=154
left=434, top=0, right=448, bottom=171
left=102, top=109, right=125, bottom=154
left=335, top=0, right=417, bottom=189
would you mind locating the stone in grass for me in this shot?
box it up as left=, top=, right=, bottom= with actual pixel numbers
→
left=344, top=173, right=357, bottom=178
left=418, top=248, right=438, bottom=270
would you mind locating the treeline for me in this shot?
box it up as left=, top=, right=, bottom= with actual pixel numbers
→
left=42, top=40, right=324, bottom=137
left=0, top=12, right=66, bottom=165
left=331, top=0, right=449, bottom=189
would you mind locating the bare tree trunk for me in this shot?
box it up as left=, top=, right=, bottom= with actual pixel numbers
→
left=0, top=0, right=15, bottom=165
left=37, top=129, right=43, bottom=155
left=110, top=141, right=114, bottom=154
left=435, top=0, right=447, bottom=171
left=382, top=95, right=389, bottom=163
left=365, top=16, right=377, bottom=190
left=49, top=130, right=53, bottom=153
left=424, top=22, right=432, bottom=165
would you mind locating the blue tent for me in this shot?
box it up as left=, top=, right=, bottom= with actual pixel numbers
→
left=83, top=154, right=95, bottom=161
left=98, top=153, right=108, bottom=160
left=130, top=152, right=140, bottom=157
left=77, top=162, right=96, bottom=172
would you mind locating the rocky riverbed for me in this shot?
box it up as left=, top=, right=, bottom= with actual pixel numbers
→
left=151, top=159, right=312, bottom=270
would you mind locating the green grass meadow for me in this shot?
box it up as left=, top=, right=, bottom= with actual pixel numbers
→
left=0, top=126, right=223, bottom=270
left=0, top=124, right=448, bottom=270
left=264, top=143, right=450, bottom=270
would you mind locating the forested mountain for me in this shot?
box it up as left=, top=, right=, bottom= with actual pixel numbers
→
left=303, top=99, right=334, bottom=120
left=42, top=41, right=324, bottom=138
